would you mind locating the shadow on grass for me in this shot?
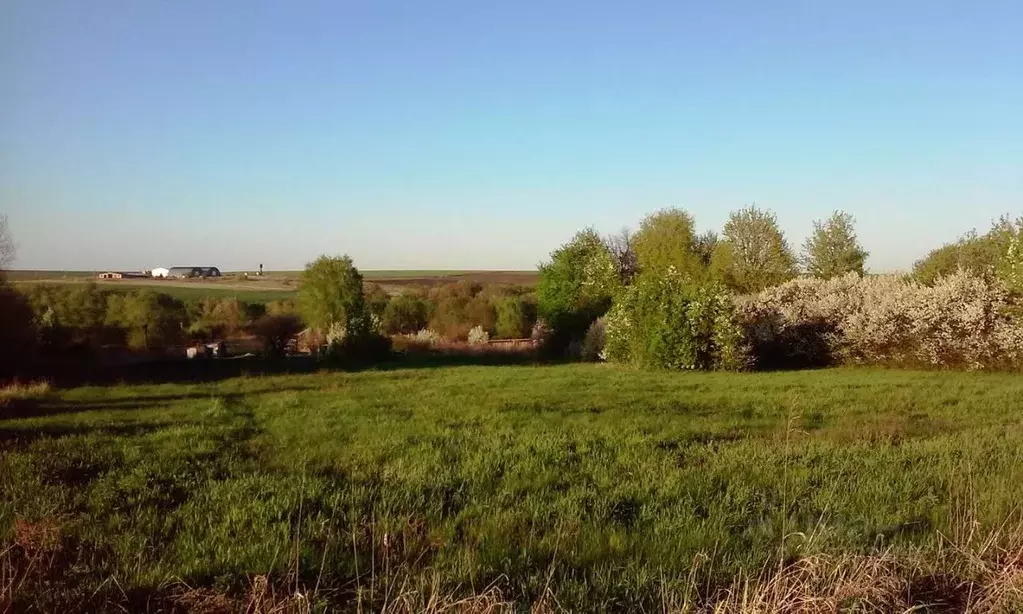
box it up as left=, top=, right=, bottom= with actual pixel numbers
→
left=28, top=350, right=565, bottom=389
left=0, top=391, right=266, bottom=421
left=0, top=421, right=181, bottom=447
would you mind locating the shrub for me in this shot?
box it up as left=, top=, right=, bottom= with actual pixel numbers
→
left=604, top=268, right=749, bottom=371
left=0, top=283, right=36, bottom=376
left=530, top=319, right=552, bottom=348
left=328, top=330, right=392, bottom=363
left=467, top=325, right=490, bottom=346
left=740, top=271, right=1023, bottom=370
left=408, top=328, right=443, bottom=345
left=266, top=299, right=298, bottom=316
left=249, top=314, right=303, bottom=357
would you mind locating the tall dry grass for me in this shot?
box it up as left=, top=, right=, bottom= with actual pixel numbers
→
left=9, top=520, right=1015, bottom=613
left=0, top=380, right=50, bottom=406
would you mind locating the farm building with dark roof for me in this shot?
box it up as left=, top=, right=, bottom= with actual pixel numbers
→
left=166, top=266, right=222, bottom=278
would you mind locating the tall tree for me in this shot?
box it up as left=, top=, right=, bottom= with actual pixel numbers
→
left=694, top=230, right=719, bottom=268
left=605, top=227, right=638, bottom=285
left=713, top=205, right=797, bottom=293
left=297, top=255, right=369, bottom=335
left=631, top=208, right=704, bottom=278
left=802, top=211, right=869, bottom=278
left=913, top=215, right=1022, bottom=285
left=537, top=228, right=616, bottom=349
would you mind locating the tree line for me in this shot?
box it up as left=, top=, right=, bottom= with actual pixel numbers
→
left=537, top=205, right=1023, bottom=366
left=1, top=207, right=1021, bottom=376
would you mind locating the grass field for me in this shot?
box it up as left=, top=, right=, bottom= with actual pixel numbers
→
left=3, top=364, right=1023, bottom=611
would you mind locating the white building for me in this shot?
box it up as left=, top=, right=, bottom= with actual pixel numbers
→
left=151, top=267, right=170, bottom=278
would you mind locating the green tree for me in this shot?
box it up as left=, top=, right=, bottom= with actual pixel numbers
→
left=465, top=295, right=498, bottom=334
left=631, top=208, right=705, bottom=278
left=714, top=205, right=797, bottom=293
left=913, top=216, right=1021, bottom=285
left=425, top=281, right=478, bottom=339
left=802, top=211, right=869, bottom=279
left=22, top=283, right=113, bottom=350
left=495, top=295, right=531, bottom=339
left=297, top=255, right=369, bottom=336
left=382, top=293, right=429, bottom=335
left=107, top=291, right=186, bottom=350
left=186, top=298, right=251, bottom=340
left=537, top=228, right=616, bottom=349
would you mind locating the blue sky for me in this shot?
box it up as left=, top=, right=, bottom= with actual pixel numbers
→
left=1, top=0, right=1020, bottom=272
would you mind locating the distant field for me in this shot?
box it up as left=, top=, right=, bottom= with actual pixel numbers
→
left=11, top=278, right=297, bottom=303
left=7, top=269, right=539, bottom=301
left=2, top=364, right=1022, bottom=611
left=4, top=270, right=97, bottom=281
left=259, top=269, right=537, bottom=285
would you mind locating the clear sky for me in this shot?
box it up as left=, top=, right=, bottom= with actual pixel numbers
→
left=1, top=0, right=1020, bottom=272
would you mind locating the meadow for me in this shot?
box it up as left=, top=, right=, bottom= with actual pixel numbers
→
left=3, top=363, right=1023, bottom=612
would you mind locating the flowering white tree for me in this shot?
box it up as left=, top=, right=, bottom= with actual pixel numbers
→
left=741, top=271, right=1023, bottom=370
left=0, top=214, right=14, bottom=272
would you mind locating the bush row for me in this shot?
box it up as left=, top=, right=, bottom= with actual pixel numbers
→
left=739, top=271, right=1023, bottom=370
left=7, top=279, right=537, bottom=358
left=372, top=281, right=538, bottom=341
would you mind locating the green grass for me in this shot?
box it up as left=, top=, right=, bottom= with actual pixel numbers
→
left=3, top=364, right=1023, bottom=611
